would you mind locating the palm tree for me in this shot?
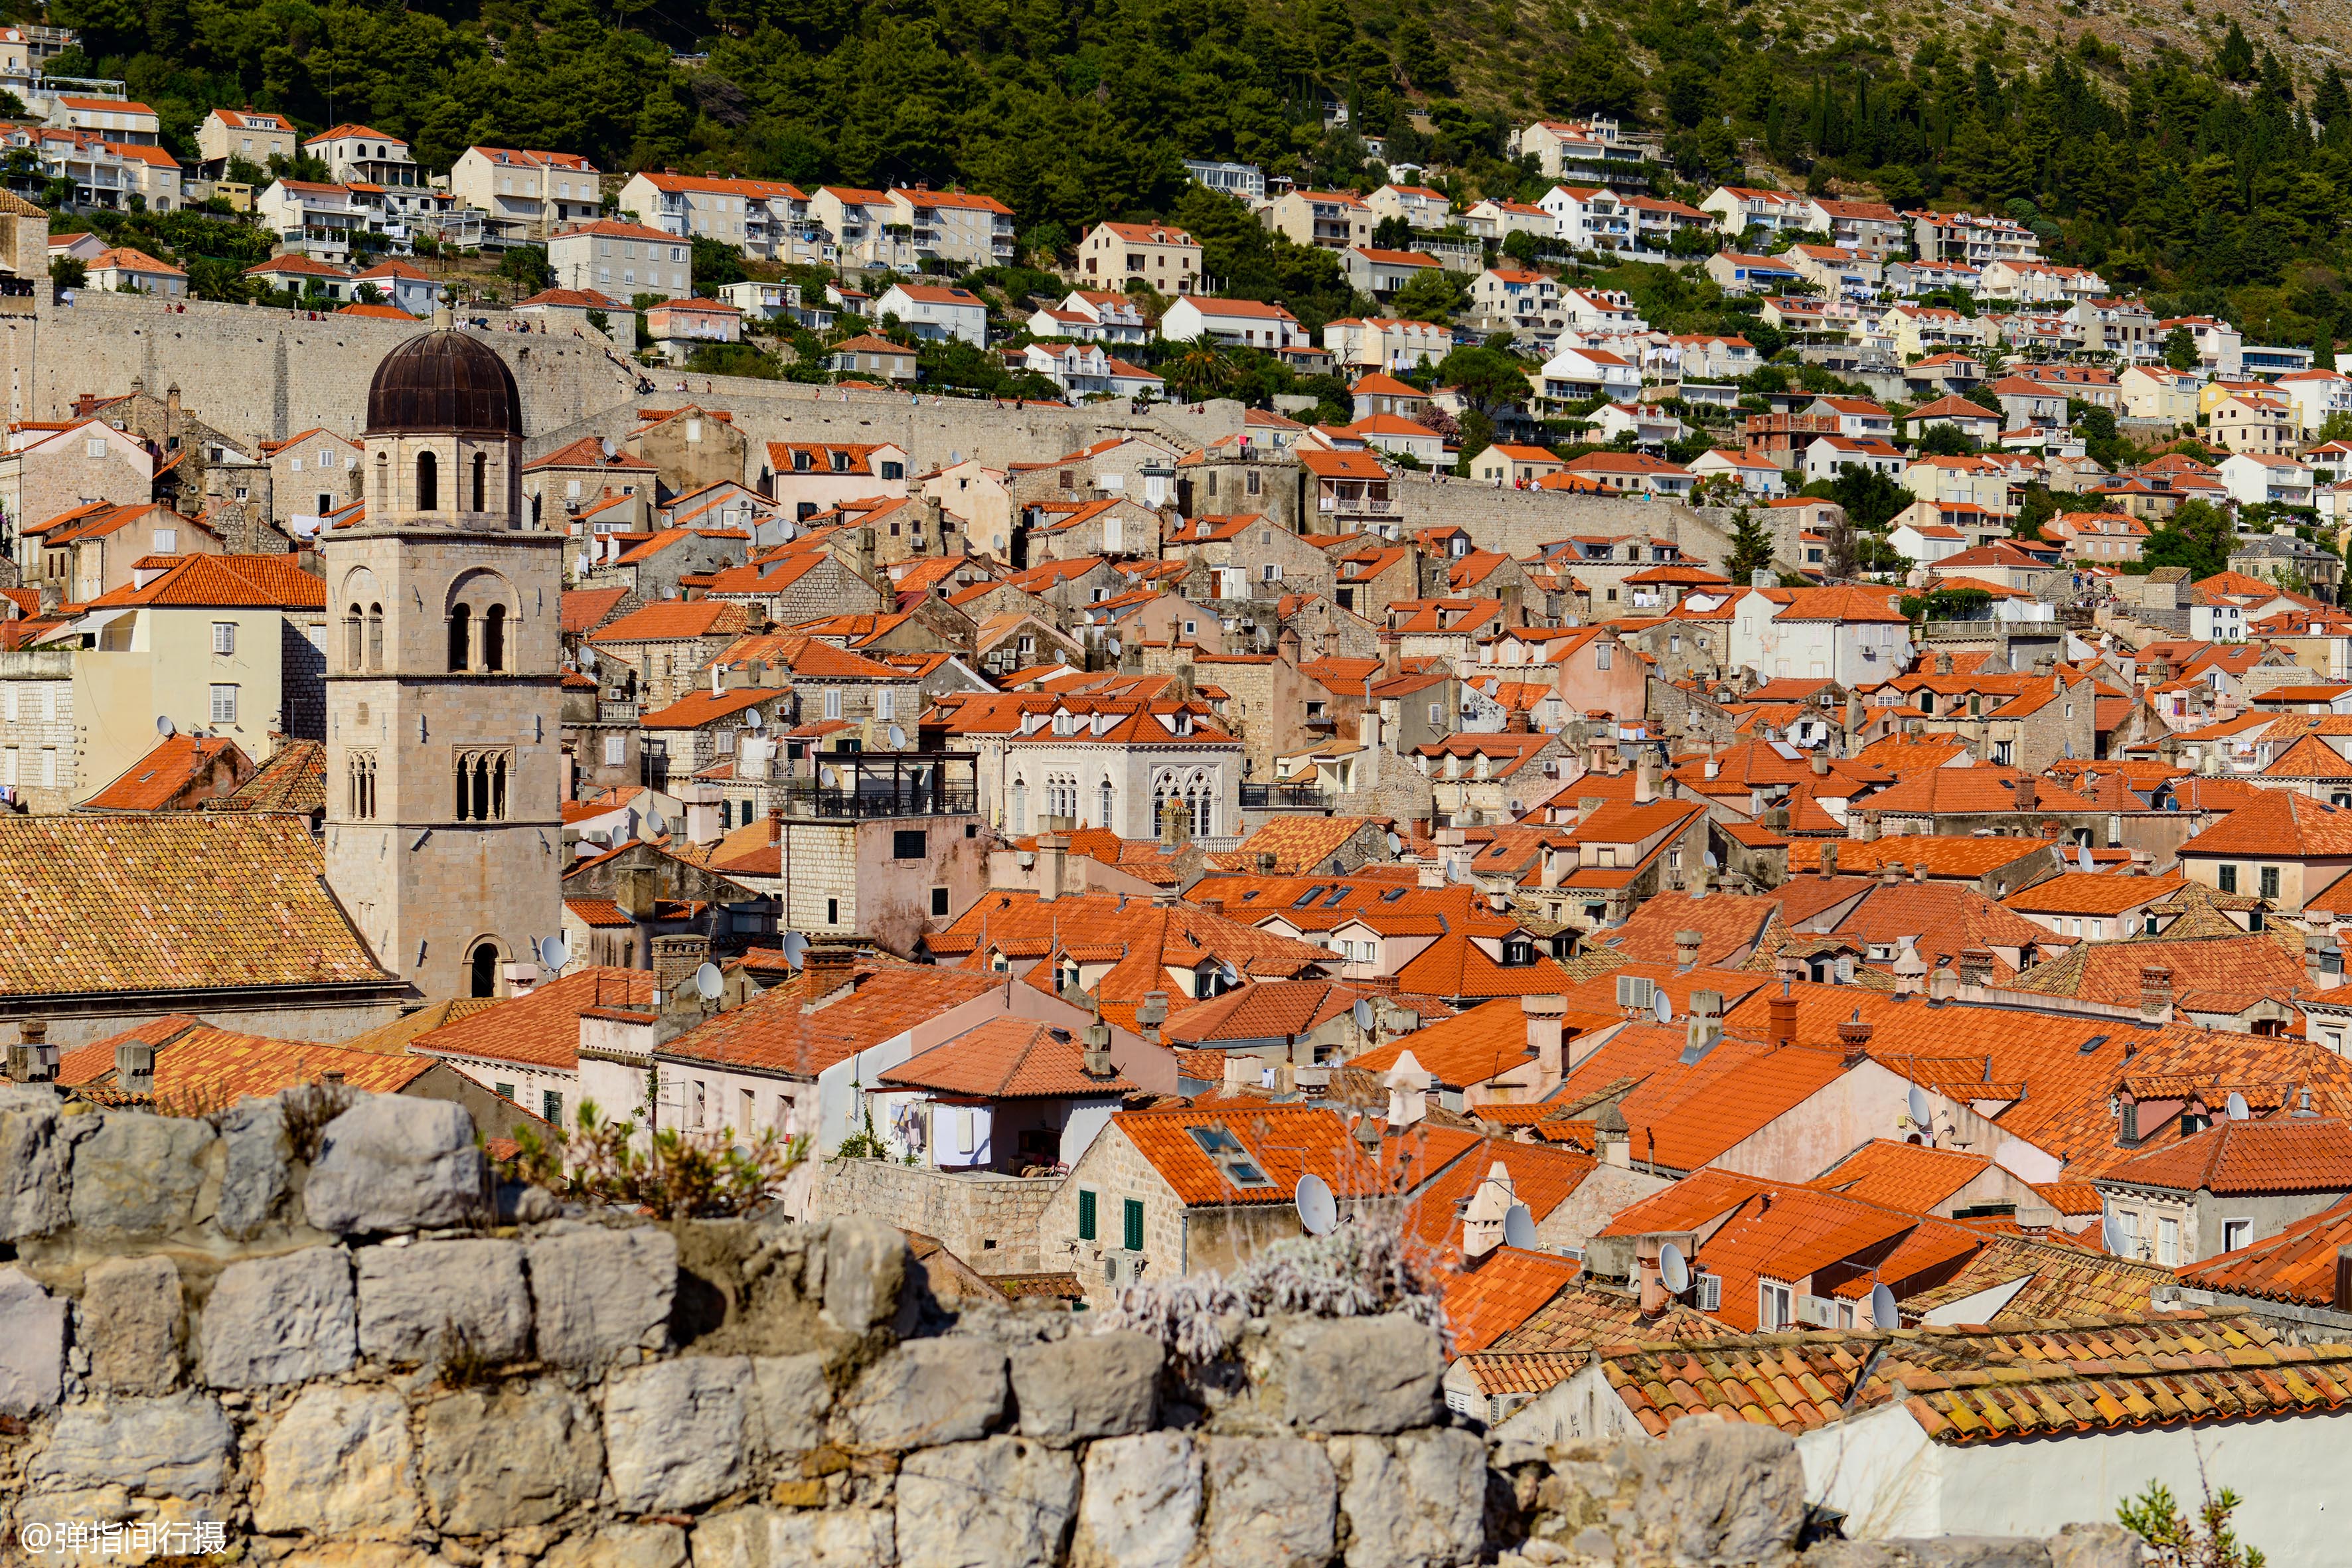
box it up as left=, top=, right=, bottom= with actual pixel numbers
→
left=1167, top=343, right=1241, bottom=402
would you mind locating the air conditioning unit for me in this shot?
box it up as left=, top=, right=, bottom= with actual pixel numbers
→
left=1795, top=1293, right=1840, bottom=1328
left=1695, top=1273, right=1722, bottom=1312
left=1102, top=1251, right=1147, bottom=1288
left=1616, top=975, right=1656, bottom=1010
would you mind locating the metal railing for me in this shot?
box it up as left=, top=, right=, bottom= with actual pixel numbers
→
left=778, top=777, right=979, bottom=819
left=1241, top=782, right=1332, bottom=811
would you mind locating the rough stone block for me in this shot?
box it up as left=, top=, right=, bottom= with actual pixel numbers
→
left=28, top=1392, right=234, bottom=1496
left=1627, top=1413, right=1804, bottom=1565
left=200, top=1245, right=356, bottom=1387
left=2047, top=1524, right=2142, bottom=1568
left=1332, top=1430, right=1486, bottom=1568
left=1073, top=1431, right=1200, bottom=1568
left=691, top=1505, right=897, bottom=1568
left=253, top=1384, right=420, bottom=1538
left=603, top=1356, right=751, bottom=1514
left=840, top=1336, right=1008, bottom=1450
left=304, top=1095, right=488, bottom=1235
left=68, top=1112, right=214, bottom=1237
left=356, top=1237, right=530, bottom=1366
left=419, top=1379, right=604, bottom=1535
left=749, top=1352, right=831, bottom=1458
left=896, top=1437, right=1079, bottom=1568
left=1255, top=1314, right=1443, bottom=1435
left=1011, top=1331, right=1160, bottom=1441
left=544, top=1523, right=688, bottom=1568
left=530, top=1226, right=676, bottom=1370
left=821, top=1215, right=907, bottom=1332
left=0, top=1089, right=68, bottom=1241
left=1204, top=1435, right=1336, bottom=1568
left=215, top=1096, right=292, bottom=1239
left=82, top=1254, right=184, bottom=1394
left=0, top=1265, right=66, bottom=1416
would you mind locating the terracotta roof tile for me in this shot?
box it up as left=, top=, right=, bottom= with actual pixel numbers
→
left=2178, top=1195, right=2352, bottom=1306
left=878, top=1017, right=1137, bottom=1097
left=1442, top=1248, right=1585, bottom=1355
left=588, top=599, right=749, bottom=643
left=408, top=967, right=652, bottom=1071
left=80, top=735, right=249, bottom=813
left=2096, top=1116, right=2352, bottom=1196
left=60, top=1022, right=430, bottom=1107
left=1806, top=1138, right=1999, bottom=1214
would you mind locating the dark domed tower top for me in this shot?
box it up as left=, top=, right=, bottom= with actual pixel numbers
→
left=364, top=329, right=523, bottom=438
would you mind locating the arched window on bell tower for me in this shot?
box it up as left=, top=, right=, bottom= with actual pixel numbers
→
left=366, top=604, right=383, bottom=670
left=345, top=604, right=364, bottom=671
left=416, top=449, right=438, bottom=512
left=483, top=603, right=507, bottom=673
left=448, top=603, right=471, bottom=671
left=471, top=451, right=487, bottom=513
left=469, top=941, right=499, bottom=998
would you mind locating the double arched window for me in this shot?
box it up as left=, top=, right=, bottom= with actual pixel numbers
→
left=447, top=572, right=515, bottom=674
left=347, top=753, right=377, bottom=819
left=454, top=749, right=510, bottom=821
left=1152, top=771, right=1215, bottom=838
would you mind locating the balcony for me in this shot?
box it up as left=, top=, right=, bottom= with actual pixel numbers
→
left=1241, top=781, right=1333, bottom=812
left=779, top=751, right=981, bottom=820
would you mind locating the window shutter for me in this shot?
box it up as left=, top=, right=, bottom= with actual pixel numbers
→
left=1077, top=1189, right=1097, bottom=1241
left=1123, top=1198, right=1144, bottom=1251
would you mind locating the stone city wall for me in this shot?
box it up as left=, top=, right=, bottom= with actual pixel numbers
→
left=813, top=1157, right=1063, bottom=1275
left=0, top=1083, right=2144, bottom=1568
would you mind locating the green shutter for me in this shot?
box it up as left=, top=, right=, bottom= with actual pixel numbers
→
left=1077, top=1188, right=1097, bottom=1241
left=1123, top=1198, right=1145, bottom=1252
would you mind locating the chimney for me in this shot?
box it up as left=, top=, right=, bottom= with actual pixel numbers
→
left=651, top=933, right=708, bottom=1001
left=1037, top=827, right=1068, bottom=901
left=1820, top=842, right=1838, bottom=880
left=1137, top=990, right=1169, bottom=1046
left=1810, top=749, right=1829, bottom=777
left=1674, top=929, right=1702, bottom=971
left=769, top=806, right=785, bottom=846
left=1836, top=1008, right=1873, bottom=1058
left=1892, top=934, right=1928, bottom=994
left=617, top=865, right=657, bottom=920
left=1158, top=795, right=1190, bottom=850
left=1593, top=1100, right=1631, bottom=1167
left=7, top=1018, right=54, bottom=1083
left=1857, top=811, right=1881, bottom=842
left=1082, top=1018, right=1115, bottom=1079
left=1956, top=949, right=1994, bottom=988
left=1635, top=1235, right=1672, bottom=1317
left=114, top=1039, right=155, bottom=1098
left=2013, top=774, right=2038, bottom=812
left=1460, top=1162, right=1516, bottom=1263
left=2140, top=965, right=2173, bottom=1022
left=502, top=961, right=543, bottom=998
left=1385, top=1050, right=1428, bottom=1127
left=1683, top=989, right=1724, bottom=1062
left=684, top=793, right=723, bottom=846
left=2335, top=1246, right=2352, bottom=1312
left=1911, top=860, right=1926, bottom=884
left=799, top=941, right=858, bottom=1004
left=1200, top=896, right=1225, bottom=919
left=1523, top=993, right=1566, bottom=1084
left=1767, top=981, right=1797, bottom=1048
left=1635, top=753, right=1660, bottom=804
left=1881, top=860, right=1903, bottom=886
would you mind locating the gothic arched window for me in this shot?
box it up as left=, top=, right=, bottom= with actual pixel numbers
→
left=447, top=603, right=471, bottom=672
left=483, top=604, right=507, bottom=674
left=416, top=449, right=439, bottom=512
left=468, top=941, right=499, bottom=998
left=366, top=604, right=383, bottom=670
left=471, top=451, right=487, bottom=513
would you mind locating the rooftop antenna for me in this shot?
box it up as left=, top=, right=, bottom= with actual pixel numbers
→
left=155, top=714, right=175, bottom=738
left=1652, top=990, right=1674, bottom=1025
left=1502, top=1203, right=1537, bottom=1250
left=694, top=961, right=723, bottom=1000
left=1658, top=1241, right=1691, bottom=1295
left=1294, top=1172, right=1337, bottom=1236
left=2225, top=1089, right=2249, bottom=1121
left=537, top=934, right=570, bottom=970
left=1869, top=1281, right=1899, bottom=1330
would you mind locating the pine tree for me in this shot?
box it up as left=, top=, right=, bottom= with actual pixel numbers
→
left=2320, top=69, right=2352, bottom=141
left=2317, top=330, right=2337, bottom=372
left=1725, top=508, right=1775, bottom=586
left=2218, top=21, right=2256, bottom=80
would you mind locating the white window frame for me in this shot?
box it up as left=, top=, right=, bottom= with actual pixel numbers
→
left=211, top=621, right=236, bottom=656
left=209, top=684, right=238, bottom=724
left=1759, top=1281, right=1793, bottom=1330
left=2221, top=1218, right=2252, bottom=1254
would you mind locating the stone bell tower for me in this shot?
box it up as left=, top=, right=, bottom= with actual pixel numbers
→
left=323, top=329, right=563, bottom=998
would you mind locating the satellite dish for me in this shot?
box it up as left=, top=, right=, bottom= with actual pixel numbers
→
left=1658, top=1241, right=1691, bottom=1295
left=888, top=724, right=907, bottom=749
left=1652, top=990, right=1674, bottom=1024
left=155, top=714, right=175, bottom=737
left=1386, top=831, right=1403, bottom=855
left=1703, top=850, right=1719, bottom=870
left=694, top=962, right=723, bottom=1000
left=1503, top=1203, right=1537, bottom=1251
left=744, top=709, right=764, bottom=732
left=1218, top=961, right=1239, bottom=986
left=2226, top=1090, right=2249, bottom=1121
left=819, top=765, right=838, bottom=787
left=2101, top=1209, right=2127, bottom=1255
left=1294, top=1173, right=1338, bottom=1236
left=1907, top=1085, right=1931, bottom=1127
left=537, top=934, right=569, bottom=969
left=645, top=809, right=666, bottom=837
left=600, top=437, right=619, bottom=460
left=1870, top=1282, right=1899, bottom=1330
left=1353, top=997, right=1375, bottom=1031
left=778, top=931, right=809, bottom=969
left=2075, top=841, right=2094, bottom=873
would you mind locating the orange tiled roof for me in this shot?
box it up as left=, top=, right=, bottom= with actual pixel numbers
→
left=60, top=1022, right=430, bottom=1107
left=2008, top=931, right=2309, bottom=1013
left=1117, top=1103, right=1470, bottom=1206
left=2096, top=1115, right=2352, bottom=1196
left=877, top=1018, right=1137, bottom=1098
left=2178, top=1195, right=2352, bottom=1306
left=1441, top=1248, right=1583, bottom=1356
left=1806, top=1138, right=1998, bottom=1213
left=2001, top=871, right=2185, bottom=917
left=2179, top=789, right=2352, bottom=857
left=657, top=959, right=1012, bottom=1077
left=408, top=967, right=652, bottom=1071
left=0, top=815, right=390, bottom=996
left=1208, top=815, right=1385, bottom=875
left=79, top=734, right=248, bottom=813
left=588, top=599, right=750, bottom=643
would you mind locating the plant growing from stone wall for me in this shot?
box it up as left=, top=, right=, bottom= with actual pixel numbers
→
left=508, top=1097, right=806, bottom=1217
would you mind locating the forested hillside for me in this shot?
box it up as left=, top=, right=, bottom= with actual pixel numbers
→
left=35, top=0, right=2352, bottom=342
